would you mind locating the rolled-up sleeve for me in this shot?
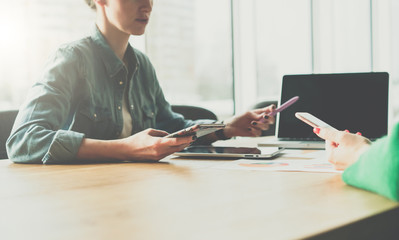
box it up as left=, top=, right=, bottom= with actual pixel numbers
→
left=6, top=46, right=86, bottom=164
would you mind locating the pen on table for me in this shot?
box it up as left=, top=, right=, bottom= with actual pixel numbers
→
left=259, top=96, right=299, bottom=123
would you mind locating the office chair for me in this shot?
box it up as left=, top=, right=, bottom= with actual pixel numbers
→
left=171, top=105, right=218, bottom=121
left=0, top=110, right=18, bottom=159
left=250, top=100, right=278, bottom=136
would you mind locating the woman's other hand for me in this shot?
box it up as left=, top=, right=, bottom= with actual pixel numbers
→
left=314, top=127, right=371, bottom=170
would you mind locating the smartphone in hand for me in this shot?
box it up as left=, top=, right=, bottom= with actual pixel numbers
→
left=295, top=112, right=336, bottom=130
left=260, top=96, right=299, bottom=123
left=269, top=96, right=299, bottom=117
left=165, top=124, right=225, bottom=138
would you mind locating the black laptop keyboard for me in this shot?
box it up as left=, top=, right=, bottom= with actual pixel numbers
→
left=279, top=137, right=323, bottom=141
left=280, top=137, right=378, bottom=141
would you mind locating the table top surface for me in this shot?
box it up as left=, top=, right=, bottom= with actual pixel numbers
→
left=1, top=137, right=398, bottom=240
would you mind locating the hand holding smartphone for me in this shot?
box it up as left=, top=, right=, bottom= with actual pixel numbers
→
left=295, top=112, right=336, bottom=130
left=165, top=123, right=225, bottom=138
left=260, top=96, right=299, bottom=123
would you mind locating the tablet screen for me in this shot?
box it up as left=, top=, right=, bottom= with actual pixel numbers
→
left=175, top=146, right=283, bottom=159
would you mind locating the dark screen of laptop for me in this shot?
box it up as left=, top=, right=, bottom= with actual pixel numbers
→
left=277, top=72, right=389, bottom=141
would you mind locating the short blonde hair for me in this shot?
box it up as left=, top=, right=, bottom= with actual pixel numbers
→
left=84, top=0, right=96, bottom=10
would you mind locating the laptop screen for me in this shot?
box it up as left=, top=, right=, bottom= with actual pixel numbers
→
left=277, top=72, right=389, bottom=141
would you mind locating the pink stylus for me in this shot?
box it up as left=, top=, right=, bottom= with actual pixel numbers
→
left=260, top=96, right=299, bottom=122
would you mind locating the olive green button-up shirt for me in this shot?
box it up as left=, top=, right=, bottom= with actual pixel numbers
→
left=6, top=26, right=212, bottom=164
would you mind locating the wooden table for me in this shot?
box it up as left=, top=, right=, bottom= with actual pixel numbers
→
left=1, top=137, right=398, bottom=240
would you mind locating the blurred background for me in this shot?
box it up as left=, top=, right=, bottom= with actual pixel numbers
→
left=1, top=0, right=399, bottom=128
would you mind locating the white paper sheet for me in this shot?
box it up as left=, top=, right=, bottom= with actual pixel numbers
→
left=212, top=150, right=343, bottom=173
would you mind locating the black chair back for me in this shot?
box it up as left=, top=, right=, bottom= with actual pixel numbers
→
left=171, top=105, right=217, bottom=121
left=0, top=110, right=18, bottom=159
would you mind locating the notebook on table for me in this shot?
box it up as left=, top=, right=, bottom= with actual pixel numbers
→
left=258, top=72, right=389, bottom=149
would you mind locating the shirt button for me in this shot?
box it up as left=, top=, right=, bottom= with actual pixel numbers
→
left=119, top=81, right=124, bottom=85
left=130, top=105, right=134, bottom=110
left=151, top=112, right=154, bottom=116
left=93, top=113, right=97, bottom=118
left=118, top=106, right=121, bottom=110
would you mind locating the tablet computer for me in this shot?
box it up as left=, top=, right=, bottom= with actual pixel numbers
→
left=174, top=146, right=284, bottom=159
left=165, top=124, right=225, bottom=138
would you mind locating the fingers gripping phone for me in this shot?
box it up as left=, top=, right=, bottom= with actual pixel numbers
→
left=259, top=96, right=299, bottom=123
left=269, top=96, right=299, bottom=117
left=165, top=123, right=225, bottom=138
left=295, top=112, right=336, bottom=130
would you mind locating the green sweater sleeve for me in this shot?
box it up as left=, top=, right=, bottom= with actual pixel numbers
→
left=342, top=123, right=399, bottom=201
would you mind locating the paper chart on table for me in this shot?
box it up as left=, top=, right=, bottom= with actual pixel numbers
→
left=212, top=158, right=342, bottom=173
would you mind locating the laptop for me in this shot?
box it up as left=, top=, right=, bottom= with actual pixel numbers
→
left=258, top=72, right=389, bottom=149
left=174, top=146, right=284, bottom=159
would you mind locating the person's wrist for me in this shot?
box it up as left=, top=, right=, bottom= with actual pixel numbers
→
left=214, top=120, right=231, bottom=140
left=116, top=138, right=131, bottom=161
left=215, top=129, right=230, bottom=140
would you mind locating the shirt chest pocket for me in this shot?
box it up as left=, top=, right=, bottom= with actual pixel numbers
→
left=72, top=106, right=117, bottom=140
left=141, top=105, right=156, bottom=129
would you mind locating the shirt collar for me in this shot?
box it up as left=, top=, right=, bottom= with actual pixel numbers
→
left=91, top=25, right=138, bottom=78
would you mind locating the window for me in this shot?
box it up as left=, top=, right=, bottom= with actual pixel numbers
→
left=250, top=0, right=399, bottom=128
left=312, top=0, right=372, bottom=72
left=145, top=0, right=234, bottom=117
left=0, top=0, right=95, bottom=110
left=254, top=0, right=312, bottom=102
left=389, top=0, right=399, bottom=120
left=2, top=0, right=399, bottom=124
